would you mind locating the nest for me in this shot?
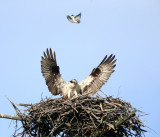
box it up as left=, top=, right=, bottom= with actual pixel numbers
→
left=13, top=95, right=146, bottom=137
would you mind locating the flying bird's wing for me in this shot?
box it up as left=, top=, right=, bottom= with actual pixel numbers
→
left=41, top=48, right=66, bottom=95
left=79, top=54, right=116, bottom=96
left=75, top=13, right=81, bottom=23
left=67, top=15, right=74, bottom=23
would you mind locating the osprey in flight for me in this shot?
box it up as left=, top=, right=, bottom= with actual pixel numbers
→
left=41, top=48, right=116, bottom=99
left=67, top=13, right=81, bottom=24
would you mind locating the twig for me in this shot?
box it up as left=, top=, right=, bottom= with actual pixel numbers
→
left=100, top=90, right=107, bottom=97
left=17, top=103, right=32, bottom=106
left=114, top=109, right=136, bottom=127
left=6, top=96, right=19, bottom=115
left=90, top=109, right=137, bottom=137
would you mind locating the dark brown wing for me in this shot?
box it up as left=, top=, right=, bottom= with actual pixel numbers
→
left=79, top=54, right=116, bottom=96
left=41, top=48, right=66, bottom=95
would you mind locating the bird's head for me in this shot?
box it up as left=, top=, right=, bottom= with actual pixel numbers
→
left=70, top=79, right=78, bottom=84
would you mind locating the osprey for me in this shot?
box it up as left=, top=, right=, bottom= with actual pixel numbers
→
left=67, top=13, right=81, bottom=24
left=41, top=48, right=116, bottom=99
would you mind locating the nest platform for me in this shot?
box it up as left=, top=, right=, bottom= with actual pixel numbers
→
left=12, top=95, right=146, bottom=137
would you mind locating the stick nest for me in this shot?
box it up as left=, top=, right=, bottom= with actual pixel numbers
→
left=14, top=95, right=146, bottom=137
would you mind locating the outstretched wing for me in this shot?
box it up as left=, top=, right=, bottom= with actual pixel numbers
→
left=41, top=48, right=65, bottom=95
left=79, top=54, right=116, bottom=96
left=67, top=15, right=74, bottom=23
left=75, top=13, right=81, bottom=23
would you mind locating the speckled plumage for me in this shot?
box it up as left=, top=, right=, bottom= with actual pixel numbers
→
left=41, top=48, right=116, bottom=99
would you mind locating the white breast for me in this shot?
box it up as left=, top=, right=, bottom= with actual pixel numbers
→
left=71, top=16, right=76, bottom=23
left=62, top=82, right=76, bottom=99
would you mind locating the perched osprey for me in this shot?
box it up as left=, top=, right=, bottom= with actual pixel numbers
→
left=67, top=13, right=81, bottom=24
left=41, top=48, right=116, bottom=99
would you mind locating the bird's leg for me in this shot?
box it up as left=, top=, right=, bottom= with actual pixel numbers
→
left=68, top=90, right=71, bottom=99
left=74, top=90, right=78, bottom=97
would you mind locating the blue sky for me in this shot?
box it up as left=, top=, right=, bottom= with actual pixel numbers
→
left=0, top=0, right=160, bottom=136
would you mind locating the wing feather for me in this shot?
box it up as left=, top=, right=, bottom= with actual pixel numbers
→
left=79, top=54, right=116, bottom=96
left=41, top=48, right=65, bottom=95
left=67, top=15, right=74, bottom=23
left=75, top=13, right=81, bottom=23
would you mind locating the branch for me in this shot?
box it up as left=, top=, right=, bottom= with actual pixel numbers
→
left=91, top=109, right=136, bottom=137
left=0, top=113, right=22, bottom=121
left=114, top=109, right=136, bottom=127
